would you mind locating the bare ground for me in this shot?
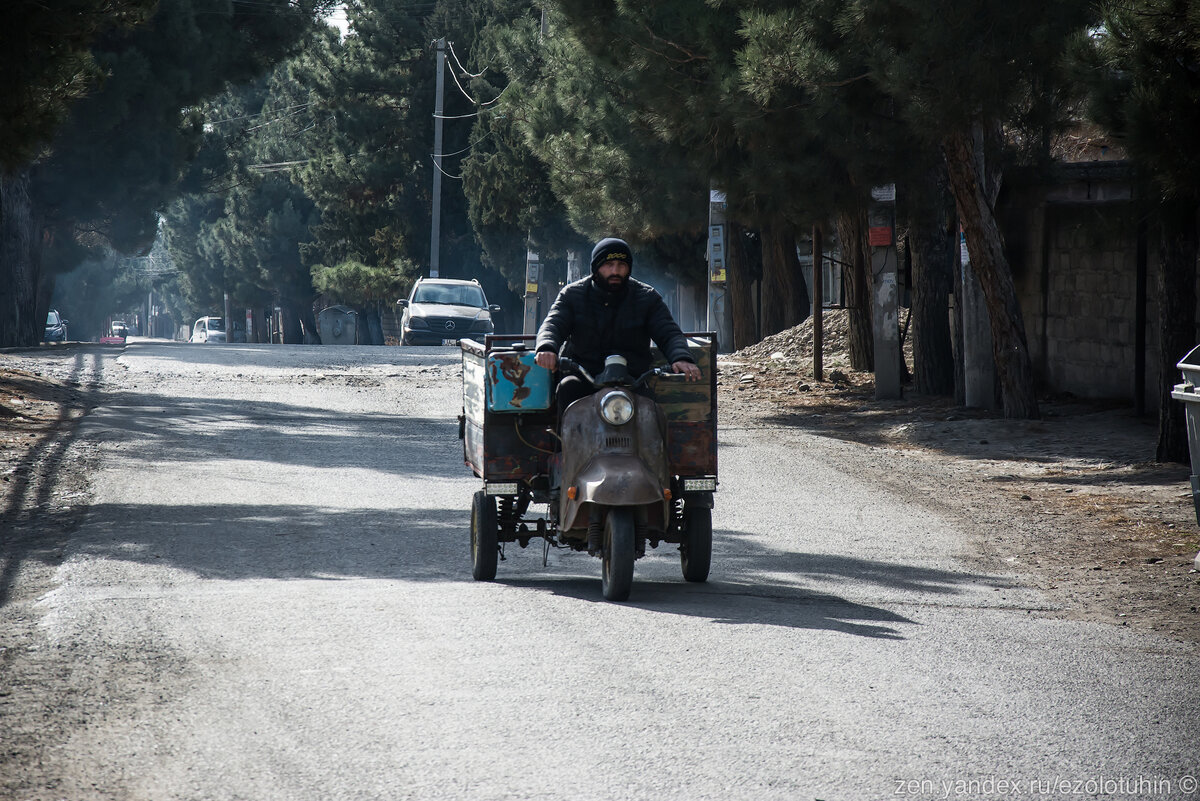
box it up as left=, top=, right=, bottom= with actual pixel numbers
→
left=721, top=311, right=1200, bottom=643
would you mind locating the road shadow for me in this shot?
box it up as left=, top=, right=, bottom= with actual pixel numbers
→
left=751, top=392, right=1160, bottom=470
left=119, top=341, right=460, bottom=370
left=17, top=502, right=468, bottom=586
left=6, top=493, right=1004, bottom=643
left=86, top=392, right=465, bottom=478
left=716, top=529, right=1013, bottom=597
left=502, top=574, right=914, bottom=639
left=490, top=527, right=1011, bottom=639
left=0, top=349, right=107, bottom=607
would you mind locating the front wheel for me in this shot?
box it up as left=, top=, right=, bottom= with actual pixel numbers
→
left=680, top=506, right=712, bottom=583
left=471, top=490, right=498, bottom=581
left=601, top=507, right=635, bottom=601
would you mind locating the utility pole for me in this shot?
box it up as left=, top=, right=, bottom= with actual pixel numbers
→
left=812, top=225, right=824, bottom=382
left=960, top=228, right=995, bottom=407
left=523, top=249, right=540, bottom=335
left=869, top=185, right=901, bottom=399
left=706, top=188, right=733, bottom=351
left=429, top=37, right=446, bottom=279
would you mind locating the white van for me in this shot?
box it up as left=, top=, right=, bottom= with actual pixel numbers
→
left=190, top=316, right=226, bottom=343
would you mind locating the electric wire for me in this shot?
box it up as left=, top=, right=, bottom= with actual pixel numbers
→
left=245, top=105, right=313, bottom=133
left=444, top=44, right=504, bottom=108
left=433, top=111, right=486, bottom=120
left=429, top=155, right=464, bottom=180
left=446, top=40, right=485, bottom=79
left=207, top=103, right=312, bottom=126
left=433, top=130, right=492, bottom=160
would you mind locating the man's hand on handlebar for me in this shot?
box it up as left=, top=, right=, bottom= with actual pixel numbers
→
left=535, top=351, right=557, bottom=371
left=671, top=361, right=701, bottom=381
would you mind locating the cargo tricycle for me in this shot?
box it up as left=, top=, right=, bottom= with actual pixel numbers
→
left=458, top=334, right=719, bottom=601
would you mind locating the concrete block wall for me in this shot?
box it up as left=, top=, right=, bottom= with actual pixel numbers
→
left=1011, top=201, right=1160, bottom=406
left=1050, top=205, right=1136, bottom=399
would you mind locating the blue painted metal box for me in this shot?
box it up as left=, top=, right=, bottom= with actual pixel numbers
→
left=485, top=349, right=552, bottom=413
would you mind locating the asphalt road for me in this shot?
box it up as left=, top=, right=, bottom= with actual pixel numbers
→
left=2, top=340, right=1198, bottom=800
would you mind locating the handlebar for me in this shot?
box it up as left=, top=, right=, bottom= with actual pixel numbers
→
left=556, top=357, right=596, bottom=386
left=557, top=357, right=688, bottom=389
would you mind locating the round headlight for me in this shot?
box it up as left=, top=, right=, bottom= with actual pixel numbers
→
left=600, top=391, right=635, bottom=425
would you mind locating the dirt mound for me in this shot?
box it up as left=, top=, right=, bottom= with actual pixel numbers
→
left=730, top=310, right=853, bottom=368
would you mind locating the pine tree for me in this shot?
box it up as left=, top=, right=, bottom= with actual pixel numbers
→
left=834, top=0, right=1095, bottom=417
left=1079, top=0, right=1200, bottom=461
left=0, top=0, right=335, bottom=347
left=0, top=0, right=155, bottom=170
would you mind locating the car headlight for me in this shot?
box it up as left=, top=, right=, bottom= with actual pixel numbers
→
left=599, top=390, right=635, bottom=425
left=471, top=315, right=494, bottom=332
left=408, top=317, right=429, bottom=330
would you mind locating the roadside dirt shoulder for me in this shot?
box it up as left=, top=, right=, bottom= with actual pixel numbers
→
left=719, top=314, right=1200, bottom=644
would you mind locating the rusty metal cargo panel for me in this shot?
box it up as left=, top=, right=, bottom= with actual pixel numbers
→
left=461, top=342, right=487, bottom=476
left=650, top=335, right=718, bottom=477
left=461, top=337, right=554, bottom=480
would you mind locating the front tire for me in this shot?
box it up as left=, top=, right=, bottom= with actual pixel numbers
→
left=680, top=506, right=712, bottom=583
left=471, top=490, right=498, bottom=581
left=601, top=507, right=635, bottom=601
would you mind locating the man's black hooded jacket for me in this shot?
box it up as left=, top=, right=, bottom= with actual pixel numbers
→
left=535, top=276, right=695, bottom=378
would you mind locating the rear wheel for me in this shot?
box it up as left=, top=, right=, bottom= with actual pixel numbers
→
left=471, top=490, right=498, bottom=581
left=601, top=507, right=635, bottom=601
left=680, top=506, right=712, bottom=583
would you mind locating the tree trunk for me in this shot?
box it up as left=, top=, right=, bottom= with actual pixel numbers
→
left=727, top=220, right=758, bottom=350
left=905, top=163, right=956, bottom=396
left=759, top=223, right=808, bottom=336
left=837, top=208, right=874, bottom=371
left=280, top=302, right=304, bottom=344
left=1155, top=200, right=1199, bottom=463
left=0, top=171, right=44, bottom=347
left=942, top=125, right=1039, bottom=419
left=299, top=303, right=321, bottom=345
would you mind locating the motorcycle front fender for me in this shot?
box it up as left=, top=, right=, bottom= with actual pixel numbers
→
left=560, top=454, right=667, bottom=532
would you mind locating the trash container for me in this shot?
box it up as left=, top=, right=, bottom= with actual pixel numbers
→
left=1170, top=343, right=1200, bottom=525
left=318, top=305, right=358, bottom=345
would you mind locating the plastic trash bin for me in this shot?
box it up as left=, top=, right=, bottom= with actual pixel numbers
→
left=1169, top=343, right=1200, bottom=525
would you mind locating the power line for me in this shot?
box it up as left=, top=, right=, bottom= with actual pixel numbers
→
left=432, top=129, right=494, bottom=160
left=433, top=110, right=488, bottom=120
left=207, top=103, right=312, bottom=126
left=444, top=40, right=503, bottom=107
left=428, top=155, right=464, bottom=180
left=248, top=160, right=309, bottom=172
left=446, top=40, right=485, bottom=79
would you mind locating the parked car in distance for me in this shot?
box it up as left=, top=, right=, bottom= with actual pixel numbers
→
left=100, top=320, right=128, bottom=345
left=190, top=316, right=226, bottom=343
left=396, top=278, right=500, bottom=346
left=44, top=310, right=68, bottom=342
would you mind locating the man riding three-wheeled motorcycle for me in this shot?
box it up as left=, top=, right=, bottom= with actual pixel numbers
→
left=458, top=238, right=718, bottom=601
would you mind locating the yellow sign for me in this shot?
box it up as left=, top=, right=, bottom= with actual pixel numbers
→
left=525, top=283, right=539, bottom=294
